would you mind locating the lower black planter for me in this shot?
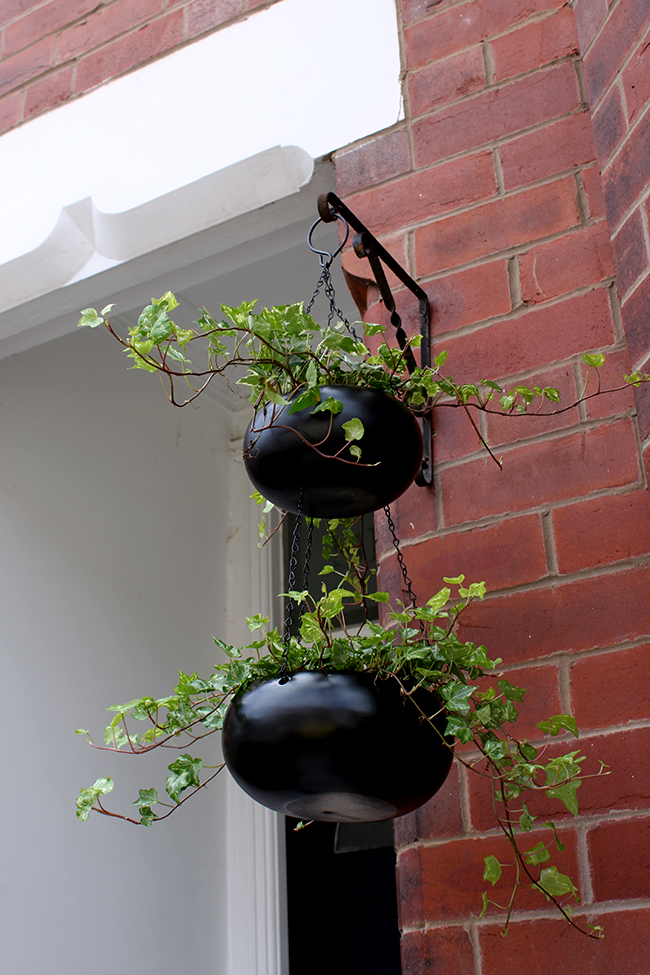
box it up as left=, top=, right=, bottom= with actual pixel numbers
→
left=222, top=671, right=453, bottom=822
left=243, top=386, right=423, bottom=517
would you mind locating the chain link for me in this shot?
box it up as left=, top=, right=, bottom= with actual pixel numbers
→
left=383, top=505, right=418, bottom=609
left=306, top=246, right=360, bottom=342
left=279, top=491, right=304, bottom=681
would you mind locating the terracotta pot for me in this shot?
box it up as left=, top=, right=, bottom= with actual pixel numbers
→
left=222, top=671, right=453, bottom=823
left=243, top=385, right=423, bottom=517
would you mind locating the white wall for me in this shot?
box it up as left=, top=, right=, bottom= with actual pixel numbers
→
left=0, top=326, right=233, bottom=973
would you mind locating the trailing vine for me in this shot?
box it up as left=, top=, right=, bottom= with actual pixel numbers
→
left=76, top=517, right=605, bottom=939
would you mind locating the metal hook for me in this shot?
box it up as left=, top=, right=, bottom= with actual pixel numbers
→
left=307, top=214, right=350, bottom=267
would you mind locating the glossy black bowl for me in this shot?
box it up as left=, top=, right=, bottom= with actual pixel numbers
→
left=222, top=671, right=453, bottom=822
left=243, top=386, right=423, bottom=517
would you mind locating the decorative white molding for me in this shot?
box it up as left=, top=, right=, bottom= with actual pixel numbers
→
left=225, top=410, right=287, bottom=974
left=0, top=146, right=313, bottom=317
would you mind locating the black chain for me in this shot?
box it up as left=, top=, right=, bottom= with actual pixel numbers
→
left=383, top=505, right=418, bottom=608
left=279, top=491, right=304, bottom=681
left=302, top=518, right=314, bottom=597
left=306, top=218, right=360, bottom=341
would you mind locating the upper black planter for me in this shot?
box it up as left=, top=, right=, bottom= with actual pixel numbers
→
left=243, top=386, right=423, bottom=517
left=222, top=671, right=453, bottom=823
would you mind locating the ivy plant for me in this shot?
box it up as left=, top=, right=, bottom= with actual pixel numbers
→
left=78, top=297, right=648, bottom=467
left=76, top=517, right=605, bottom=939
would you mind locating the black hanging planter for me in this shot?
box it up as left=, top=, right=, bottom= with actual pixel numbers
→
left=243, top=386, right=423, bottom=517
left=222, top=671, right=453, bottom=823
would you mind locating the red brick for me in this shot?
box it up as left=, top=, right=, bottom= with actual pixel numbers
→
left=583, top=0, right=650, bottom=104
left=23, top=65, right=73, bottom=118
left=0, top=36, right=54, bottom=97
left=634, top=377, right=650, bottom=442
left=554, top=490, right=650, bottom=574
left=589, top=815, right=650, bottom=901
left=611, top=208, right=649, bottom=298
left=4, top=0, right=97, bottom=56
left=0, top=0, right=42, bottom=23
left=360, top=260, right=512, bottom=355
left=415, top=177, right=581, bottom=275
left=458, top=565, right=650, bottom=664
left=622, top=38, right=650, bottom=125
left=592, top=83, right=627, bottom=164
left=374, top=479, right=438, bottom=560
left=619, top=272, right=650, bottom=370
left=572, top=643, right=650, bottom=729
left=335, top=129, right=410, bottom=196
left=433, top=393, right=494, bottom=463
left=481, top=910, right=650, bottom=975
left=469, top=726, right=650, bottom=832
left=396, top=846, right=424, bottom=928
left=428, top=260, right=512, bottom=333
left=416, top=829, right=579, bottom=922
left=578, top=347, right=636, bottom=422
left=394, top=764, right=463, bottom=846
left=583, top=164, right=607, bottom=218
left=58, top=0, right=165, bottom=63
left=342, top=232, right=409, bottom=298
left=499, top=112, right=597, bottom=190
left=572, top=0, right=608, bottom=53
left=519, top=222, right=615, bottom=304
left=490, top=6, right=579, bottom=82
left=186, top=0, right=245, bottom=39
left=413, top=63, right=580, bottom=168
left=401, top=0, right=457, bottom=28
left=486, top=365, right=579, bottom=447
left=74, top=11, right=184, bottom=94
left=442, top=418, right=640, bottom=526
left=404, top=0, right=567, bottom=69
left=491, top=662, right=563, bottom=741
left=432, top=289, right=615, bottom=387
left=344, top=152, right=497, bottom=238
left=577, top=728, right=650, bottom=817
left=379, top=514, right=548, bottom=600
left=409, top=46, right=485, bottom=117
left=400, top=927, right=475, bottom=975
left=0, top=90, right=21, bottom=133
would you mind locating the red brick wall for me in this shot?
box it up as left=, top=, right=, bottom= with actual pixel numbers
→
left=335, top=0, right=650, bottom=970
left=0, top=0, right=280, bottom=135
left=574, top=0, right=650, bottom=483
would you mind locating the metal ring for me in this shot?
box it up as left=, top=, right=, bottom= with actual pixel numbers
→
left=307, top=214, right=350, bottom=266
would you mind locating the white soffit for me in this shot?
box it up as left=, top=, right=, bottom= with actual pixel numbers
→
left=0, top=0, right=401, bottom=350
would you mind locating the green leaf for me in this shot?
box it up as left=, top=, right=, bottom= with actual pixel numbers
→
left=546, top=779, right=581, bottom=816
left=497, top=679, right=527, bottom=701
left=440, top=682, right=475, bottom=714
left=519, top=801, right=535, bottom=832
left=341, top=418, right=365, bottom=442
left=538, top=866, right=579, bottom=900
left=536, top=714, right=579, bottom=738
left=246, top=614, right=269, bottom=631
left=434, top=350, right=448, bottom=368
left=75, top=777, right=113, bottom=821
left=166, top=754, right=203, bottom=803
left=543, top=386, right=561, bottom=403
left=311, top=396, right=344, bottom=415
left=365, top=323, right=386, bottom=336
left=100, top=303, right=115, bottom=316
left=132, top=788, right=159, bottom=808
left=78, top=308, right=105, bottom=329
left=582, top=352, right=605, bottom=368
left=525, top=841, right=550, bottom=865
left=349, top=444, right=362, bottom=460
left=483, top=855, right=502, bottom=886
left=289, top=387, right=321, bottom=414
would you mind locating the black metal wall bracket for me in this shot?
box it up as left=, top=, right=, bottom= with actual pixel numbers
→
left=317, top=191, right=433, bottom=487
